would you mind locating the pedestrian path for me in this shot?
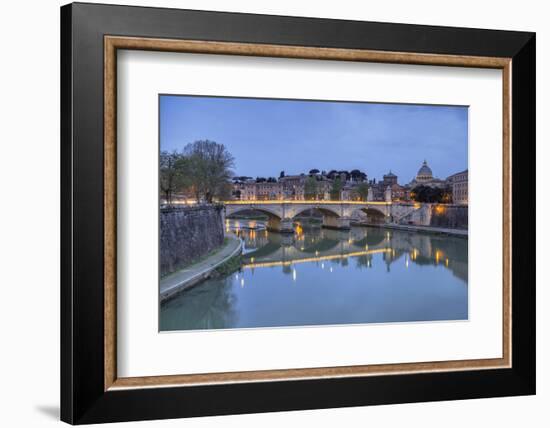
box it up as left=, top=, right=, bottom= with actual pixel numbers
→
left=160, top=234, right=242, bottom=302
left=382, top=223, right=468, bottom=237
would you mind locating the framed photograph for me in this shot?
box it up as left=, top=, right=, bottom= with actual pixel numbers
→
left=61, top=2, right=535, bottom=424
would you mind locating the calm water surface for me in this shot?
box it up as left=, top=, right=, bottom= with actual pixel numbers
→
left=160, top=222, right=468, bottom=331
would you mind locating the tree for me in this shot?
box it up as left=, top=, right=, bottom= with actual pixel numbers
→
left=441, top=186, right=453, bottom=203
left=304, top=176, right=318, bottom=200
left=330, top=177, right=343, bottom=200
left=183, top=140, right=235, bottom=203
left=327, top=170, right=338, bottom=180
left=410, top=185, right=448, bottom=203
left=279, top=170, right=285, bottom=178
left=350, top=169, right=367, bottom=182
left=356, top=183, right=370, bottom=201
left=309, top=168, right=320, bottom=175
left=160, top=151, right=186, bottom=205
left=216, top=181, right=233, bottom=201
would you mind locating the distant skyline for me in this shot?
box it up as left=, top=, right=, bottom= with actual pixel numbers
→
left=160, top=95, right=468, bottom=182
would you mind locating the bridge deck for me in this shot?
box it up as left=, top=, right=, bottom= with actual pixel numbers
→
left=224, top=200, right=390, bottom=205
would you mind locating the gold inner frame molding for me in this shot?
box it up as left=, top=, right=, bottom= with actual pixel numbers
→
left=104, top=35, right=512, bottom=391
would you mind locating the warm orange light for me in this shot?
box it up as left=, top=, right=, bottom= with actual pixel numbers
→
left=224, top=200, right=390, bottom=205
left=242, top=248, right=391, bottom=269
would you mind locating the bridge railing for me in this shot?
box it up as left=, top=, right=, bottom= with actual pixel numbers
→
left=223, top=200, right=391, bottom=205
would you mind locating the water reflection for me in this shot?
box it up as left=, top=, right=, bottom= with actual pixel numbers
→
left=160, top=221, right=468, bottom=331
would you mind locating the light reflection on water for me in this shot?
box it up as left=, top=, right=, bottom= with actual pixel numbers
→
left=160, top=222, right=468, bottom=331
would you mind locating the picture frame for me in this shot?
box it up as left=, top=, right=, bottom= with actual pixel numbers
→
left=61, top=2, right=535, bottom=424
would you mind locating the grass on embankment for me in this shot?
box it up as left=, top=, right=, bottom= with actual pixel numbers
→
left=212, top=253, right=243, bottom=277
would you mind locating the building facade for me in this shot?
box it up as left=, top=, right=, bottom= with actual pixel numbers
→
left=382, top=171, right=398, bottom=186
left=366, top=171, right=408, bottom=202
left=448, top=169, right=468, bottom=205
left=255, top=182, right=284, bottom=200
left=231, top=162, right=460, bottom=203
left=238, top=182, right=256, bottom=200
left=279, top=175, right=306, bottom=200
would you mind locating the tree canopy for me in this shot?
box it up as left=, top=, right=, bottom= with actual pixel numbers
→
left=160, top=151, right=187, bottom=205
left=355, top=183, right=370, bottom=201
left=184, top=140, right=235, bottom=203
left=330, top=177, right=343, bottom=200
left=350, top=169, right=367, bottom=182
left=410, top=185, right=452, bottom=203
left=160, top=139, right=235, bottom=205
left=304, top=176, right=319, bottom=200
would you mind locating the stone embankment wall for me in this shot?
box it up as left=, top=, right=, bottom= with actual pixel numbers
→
left=160, top=205, right=224, bottom=276
left=429, top=204, right=468, bottom=230
left=393, top=204, right=432, bottom=226
left=395, top=203, right=468, bottom=230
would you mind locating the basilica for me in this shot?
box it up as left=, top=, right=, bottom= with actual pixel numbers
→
left=408, top=160, right=449, bottom=189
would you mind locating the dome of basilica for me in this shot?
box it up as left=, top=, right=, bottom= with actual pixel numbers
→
left=416, top=160, right=433, bottom=181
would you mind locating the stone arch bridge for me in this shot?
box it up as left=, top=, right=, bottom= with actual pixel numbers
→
left=223, top=201, right=417, bottom=233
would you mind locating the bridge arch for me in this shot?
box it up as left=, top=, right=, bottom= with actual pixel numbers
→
left=225, top=205, right=294, bottom=233
left=225, top=206, right=282, bottom=220
left=351, top=207, right=387, bottom=224
left=290, top=205, right=341, bottom=219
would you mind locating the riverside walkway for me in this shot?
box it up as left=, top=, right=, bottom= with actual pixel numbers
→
left=160, top=234, right=242, bottom=302
left=373, top=223, right=468, bottom=237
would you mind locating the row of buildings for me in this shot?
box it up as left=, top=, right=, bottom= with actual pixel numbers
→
left=232, top=160, right=468, bottom=204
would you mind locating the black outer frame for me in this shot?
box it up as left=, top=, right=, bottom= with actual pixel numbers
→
left=60, top=2, right=535, bottom=424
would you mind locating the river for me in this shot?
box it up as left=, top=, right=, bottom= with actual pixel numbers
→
left=160, top=220, right=468, bottom=331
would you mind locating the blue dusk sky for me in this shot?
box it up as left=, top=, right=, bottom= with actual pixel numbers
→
left=160, top=95, right=468, bottom=182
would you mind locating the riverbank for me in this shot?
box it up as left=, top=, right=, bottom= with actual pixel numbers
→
left=160, top=234, right=242, bottom=303
left=359, top=222, right=468, bottom=237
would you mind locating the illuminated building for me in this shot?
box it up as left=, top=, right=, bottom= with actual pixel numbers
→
left=408, top=160, right=449, bottom=189
left=447, top=169, right=468, bottom=205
